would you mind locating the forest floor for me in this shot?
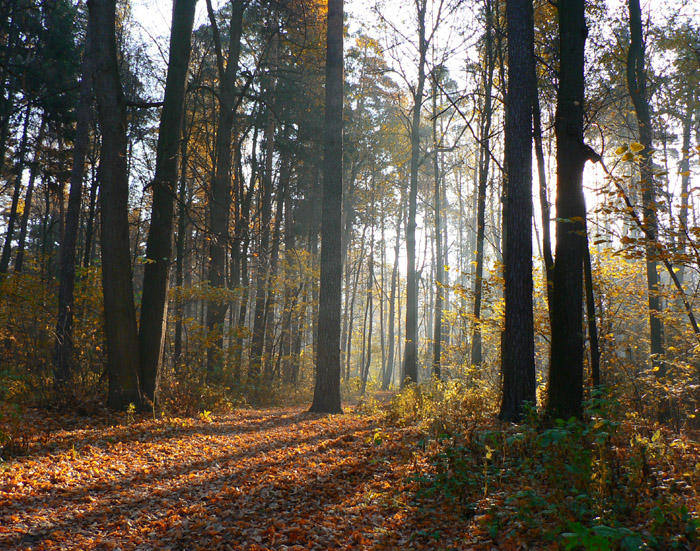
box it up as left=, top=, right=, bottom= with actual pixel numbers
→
left=1, top=397, right=699, bottom=551
left=0, top=402, right=504, bottom=551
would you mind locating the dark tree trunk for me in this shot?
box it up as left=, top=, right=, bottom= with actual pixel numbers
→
left=89, top=0, right=142, bottom=410
left=499, top=0, right=536, bottom=422
left=547, top=0, right=588, bottom=421
left=54, top=29, right=93, bottom=394
left=310, top=0, right=343, bottom=414
left=627, top=0, right=664, bottom=375
left=138, top=0, right=197, bottom=403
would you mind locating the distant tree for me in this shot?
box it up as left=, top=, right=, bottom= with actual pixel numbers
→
left=626, top=0, right=664, bottom=376
left=402, top=0, right=428, bottom=386
left=310, top=0, right=343, bottom=414
left=204, top=0, right=247, bottom=376
left=471, top=0, right=497, bottom=369
left=499, top=0, right=536, bottom=422
left=54, top=22, right=94, bottom=397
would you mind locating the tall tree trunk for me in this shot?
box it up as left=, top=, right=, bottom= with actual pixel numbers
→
left=471, top=0, right=495, bottom=369
left=310, top=0, right=344, bottom=413
left=89, top=0, right=142, bottom=410
left=138, top=0, right=197, bottom=404
left=499, top=0, right=536, bottom=422
left=54, top=30, right=94, bottom=393
left=431, top=78, right=443, bottom=380
left=205, top=0, right=246, bottom=375
left=627, top=0, right=664, bottom=375
left=547, top=0, right=588, bottom=421
left=403, top=0, right=428, bottom=386
left=14, top=115, right=47, bottom=273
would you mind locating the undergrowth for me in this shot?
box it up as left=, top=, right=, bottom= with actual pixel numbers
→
left=387, top=384, right=700, bottom=550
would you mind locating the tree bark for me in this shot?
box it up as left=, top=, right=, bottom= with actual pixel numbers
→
left=89, top=0, right=142, bottom=410
left=499, top=0, right=536, bottom=422
left=310, top=0, right=344, bottom=414
left=547, top=0, right=588, bottom=421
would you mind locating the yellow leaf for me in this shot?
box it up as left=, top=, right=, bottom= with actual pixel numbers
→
left=630, top=142, right=645, bottom=152
left=621, top=152, right=635, bottom=161
left=615, top=144, right=629, bottom=155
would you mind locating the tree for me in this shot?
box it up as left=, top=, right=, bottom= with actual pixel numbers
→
left=54, top=20, right=94, bottom=396
left=89, top=0, right=142, bottom=410
left=471, top=0, right=497, bottom=369
left=402, top=0, right=429, bottom=386
left=138, top=0, right=197, bottom=404
left=626, top=0, right=664, bottom=376
left=499, top=0, right=536, bottom=422
left=204, top=0, right=247, bottom=375
left=546, top=0, right=590, bottom=421
left=310, top=0, right=343, bottom=414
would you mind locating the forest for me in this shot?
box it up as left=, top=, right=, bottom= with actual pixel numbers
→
left=1, top=0, right=699, bottom=549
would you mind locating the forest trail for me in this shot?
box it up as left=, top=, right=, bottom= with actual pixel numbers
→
left=0, top=406, right=485, bottom=551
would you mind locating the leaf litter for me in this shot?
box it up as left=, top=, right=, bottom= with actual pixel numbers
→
left=0, top=407, right=493, bottom=551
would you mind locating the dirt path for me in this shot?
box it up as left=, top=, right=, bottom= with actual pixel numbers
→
left=0, top=407, right=478, bottom=550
